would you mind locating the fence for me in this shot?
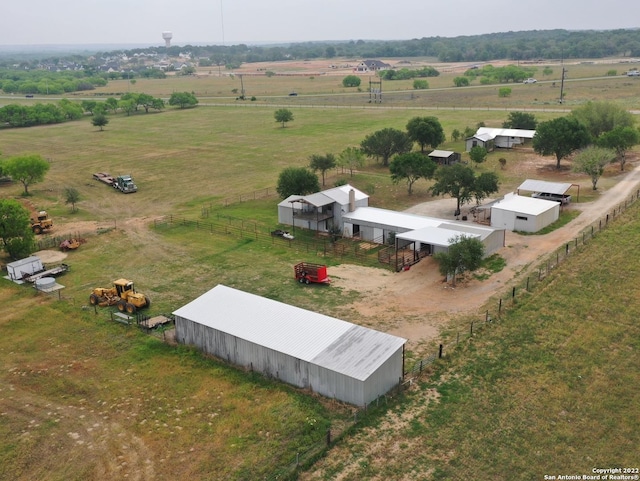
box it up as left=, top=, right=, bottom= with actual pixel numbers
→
left=404, top=187, right=640, bottom=380
left=153, top=214, right=393, bottom=269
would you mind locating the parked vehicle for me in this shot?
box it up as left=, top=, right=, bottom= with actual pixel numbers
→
left=272, top=229, right=294, bottom=240
left=89, top=278, right=150, bottom=314
left=627, top=70, right=640, bottom=77
left=532, top=192, right=571, bottom=204
left=294, top=262, right=330, bottom=284
left=523, top=78, right=537, bottom=84
left=30, top=211, right=53, bottom=234
left=93, top=172, right=138, bottom=193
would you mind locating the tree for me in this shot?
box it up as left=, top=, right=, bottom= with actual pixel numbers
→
left=389, top=152, right=437, bottom=195
left=413, top=79, right=429, bottom=89
left=430, top=163, right=498, bottom=215
left=91, top=113, right=109, bottom=131
left=532, top=116, right=591, bottom=169
left=453, top=76, right=469, bottom=87
left=473, top=172, right=500, bottom=206
left=274, top=108, right=294, bottom=128
left=118, top=99, right=136, bottom=116
left=0, top=199, right=36, bottom=260
left=360, top=128, right=413, bottom=167
left=337, top=147, right=365, bottom=177
left=342, top=75, right=361, bottom=87
left=502, top=111, right=537, bottom=130
left=64, top=187, right=81, bottom=212
left=276, top=167, right=320, bottom=199
left=2, top=154, right=50, bottom=195
left=451, top=129, right=461, bottom=142
left=434, top=235, right=485, bottom=287
left=597, top=126, right=640, bottom=171
left=469, top=146, right=488, bottom=167
left=168, top=91, right=198, bottom=109
left=309, top=153, right=336, bottom=186
left=406, top=116, right=445, bottom=153
left=572, top=146, right=616, bottom=190
left=571, top=101, right=635, bottom=138
left=105, top=97, right=119, bottom=114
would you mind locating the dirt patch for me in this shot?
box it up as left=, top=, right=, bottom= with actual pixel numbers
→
left=33, top=250, right=68, bottom=264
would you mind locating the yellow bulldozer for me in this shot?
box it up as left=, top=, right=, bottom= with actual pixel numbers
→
left=89, top=278, right=150, bottom=314
left=31, top=210, right=53, bottom=234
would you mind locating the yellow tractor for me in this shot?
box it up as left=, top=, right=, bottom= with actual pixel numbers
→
left=31, top=210, right=53, bottom=234
left=89, top=279, right=151, bottom=314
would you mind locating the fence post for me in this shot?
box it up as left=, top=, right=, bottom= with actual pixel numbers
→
left=470, top=322, right=474, bottom=336
left=526, top=277, right=530, bottom=291
left=499, top=298, right=502, bottom=314
left=438, top=344, right=443, bottom=358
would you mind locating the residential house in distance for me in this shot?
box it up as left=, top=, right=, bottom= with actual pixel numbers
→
left=465, top=127, right=536, bottom=152
left=354, top=60, right=391, bottom=73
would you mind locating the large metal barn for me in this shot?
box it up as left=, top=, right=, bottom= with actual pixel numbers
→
left=173, top=285, right=407, bottom=406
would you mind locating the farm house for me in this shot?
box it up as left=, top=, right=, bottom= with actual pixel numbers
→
left=466, top=127, right=536, bottom=151
left=277, top=184, right=368, bottom=233
left=342, top=207, right=505, bottom=256
left=173, top=285, right=407, bottom=407
left=490, top=193, right=560, bottom=233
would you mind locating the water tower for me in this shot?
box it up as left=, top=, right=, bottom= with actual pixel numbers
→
left=162, top=31, right=173, bottom=48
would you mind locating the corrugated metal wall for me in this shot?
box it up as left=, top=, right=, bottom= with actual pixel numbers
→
left=176, top=316, right=404, bottom=406
left=176, top=316, right=311, bottom=388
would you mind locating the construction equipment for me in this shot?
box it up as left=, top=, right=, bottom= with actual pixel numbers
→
left=294, top=262, right=331, bottom=285
left=30, top=210, right=53, bottom=234
left=60, top=238, right=84, bottom=251
left=93, top=172, right=138, bottom=193
left=89, top=278, right=150, bottom=314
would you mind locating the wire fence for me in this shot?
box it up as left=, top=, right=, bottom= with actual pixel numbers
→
left=404, top=187, right=640, bottom=380
left=152, top=214, right=394, bottom=269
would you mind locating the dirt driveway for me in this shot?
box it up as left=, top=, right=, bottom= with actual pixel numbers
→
left=329, top=158, right=640, bottom=348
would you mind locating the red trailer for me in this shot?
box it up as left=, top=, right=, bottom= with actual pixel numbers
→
left=294, top=262, right=330, bottom=285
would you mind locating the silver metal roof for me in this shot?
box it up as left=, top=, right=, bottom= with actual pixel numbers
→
left=492, top=194, right=559, bottom=215
left=518, top=179, right=572, bottom=195
left=396, top=226, right=479, bottom=247
left=173, top=285, right=406, bottom=381
left=476, top=127, right=536, bottom=139
left=343, top=207, right=442, bottom=230
left=277, top=184, right=368, bottom=208
left=428, top=150, right=455, bottom=158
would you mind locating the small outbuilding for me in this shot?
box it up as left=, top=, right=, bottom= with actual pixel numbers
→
left=6, top=256, right=44, bottom=282
left=490, top=193, right=560, bottom=233
left=173, top=285, right=407, bottom=407
left=428, top=150, right=461, bottom=165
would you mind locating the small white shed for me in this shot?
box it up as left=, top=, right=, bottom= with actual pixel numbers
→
left=491, top=193, right=559, bottom=233
left=173, top=285, right=406, bottom=407
left=6, top=256, right=44, bottom=281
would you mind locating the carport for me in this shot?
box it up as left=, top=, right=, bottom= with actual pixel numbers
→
left=517, top=179, right=579, bottom=202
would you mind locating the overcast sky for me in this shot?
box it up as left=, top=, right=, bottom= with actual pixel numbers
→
left=2, top=0, right=639, bottom=47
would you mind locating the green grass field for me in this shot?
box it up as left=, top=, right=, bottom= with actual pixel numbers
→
left=1, top=58, right=640, bottom=480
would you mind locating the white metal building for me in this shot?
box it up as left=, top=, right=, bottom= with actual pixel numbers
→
left=173, top=285, right=407, bottom=406
left=491, top=193, right=559, bottom=233
left=342, top=207, right=505, bottom=255
left=466, top=127, right=536, bottom=151
left=6, top=256, right=44, bottom=282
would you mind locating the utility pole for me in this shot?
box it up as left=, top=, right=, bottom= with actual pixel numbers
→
left=559, top=67, right=566, bottom=104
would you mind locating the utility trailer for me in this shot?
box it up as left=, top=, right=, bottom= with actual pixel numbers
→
left=294, top=262, right=330, bottom=284
left=23, top=264, right=69, bottom=283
